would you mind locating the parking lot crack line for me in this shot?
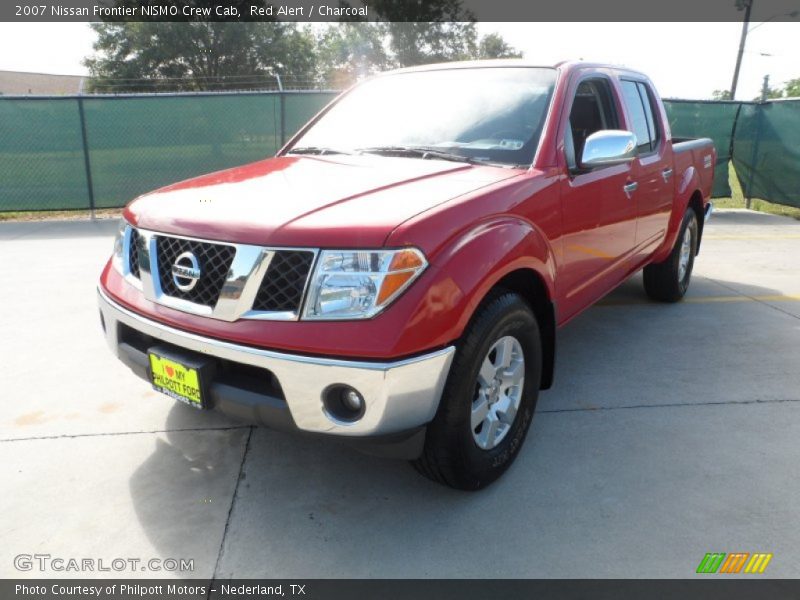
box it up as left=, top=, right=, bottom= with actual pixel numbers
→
left=210, top=425, right=253, bottom=585
left=0, top=425, right=251, bottom=443
left=540, top=397, right=800, bottom=414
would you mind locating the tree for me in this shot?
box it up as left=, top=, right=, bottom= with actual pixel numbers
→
left=313, top=21, right=522, bottom=88
left=368, top=0, right=476, bottom=67
left=84, top=21, right=318, bottom=92
left=477, top=32, right=523, bottom=60
left=753, top=83, right=784, bottom=102
left=712, top=89, right=732, bottom=100
left=783, top=78, right=800, bottom=97
left=316, top=23, right=390, bottom=89
left=85, top=0, right=523, bottom=92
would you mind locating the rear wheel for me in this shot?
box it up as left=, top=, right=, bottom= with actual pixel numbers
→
left=643, top=208, right=698, bottom=302
left=412, top=291, right=542, bottom=490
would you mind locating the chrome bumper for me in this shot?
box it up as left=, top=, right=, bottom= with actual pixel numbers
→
left=98, top=288, right=454, bottom=437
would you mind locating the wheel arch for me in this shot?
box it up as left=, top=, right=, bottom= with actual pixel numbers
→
left=688, top=190, right=705, bottom=254
left=489, top=268, right=556, bottom=390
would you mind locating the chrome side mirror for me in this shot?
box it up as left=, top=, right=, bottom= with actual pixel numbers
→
left=580, top=130, right=637, bottom=168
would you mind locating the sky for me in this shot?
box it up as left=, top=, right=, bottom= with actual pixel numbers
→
left=0, top=21, right=797, bottom=100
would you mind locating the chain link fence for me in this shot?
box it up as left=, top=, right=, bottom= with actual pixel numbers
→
left=1, top=92, right=799, bottom=212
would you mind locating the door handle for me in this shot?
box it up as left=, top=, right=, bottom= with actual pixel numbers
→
left=623, top=181, right=639, bottom=198
left=662, top=167, right=674, bottom=182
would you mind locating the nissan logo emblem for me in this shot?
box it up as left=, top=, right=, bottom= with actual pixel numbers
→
left=171, top=251, right=201, bottom=291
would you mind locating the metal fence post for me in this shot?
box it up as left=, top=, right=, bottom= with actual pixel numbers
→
left=76, top=95, right=96, bottom=218
left=276, top=74, right=287, bottom=147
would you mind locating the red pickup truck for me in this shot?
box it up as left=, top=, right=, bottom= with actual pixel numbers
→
left=98, top=61, right=715, bottom=489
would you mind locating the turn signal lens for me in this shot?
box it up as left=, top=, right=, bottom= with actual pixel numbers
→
left=376, top=249, right=426, bottom=305
left=388, top=249, right=425, bottom=271
left=376, top=271, right=416, bottom=305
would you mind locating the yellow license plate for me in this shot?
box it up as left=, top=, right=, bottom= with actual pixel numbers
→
left=149, top=352, right=204, bottom=408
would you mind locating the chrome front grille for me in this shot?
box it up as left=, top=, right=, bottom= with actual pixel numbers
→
left=123, top=226, right=317, bottom=322
left=155, top=235, right=236, bottom=308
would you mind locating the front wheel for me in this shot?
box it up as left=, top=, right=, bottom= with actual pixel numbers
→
left=643, top=208, right=698, bottom=302
left=412, top=291, right=542, bottom=490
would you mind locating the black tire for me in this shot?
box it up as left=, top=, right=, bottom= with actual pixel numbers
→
left=412, top=291, right=542, bottom=490
left=643, top=208, right=699, bottom=302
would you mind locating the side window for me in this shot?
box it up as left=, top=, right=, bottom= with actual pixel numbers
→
left=621, top=80, right=651, bottom=153
left=638, top=82, right=660, bottom=150
left=566, top=78, right=619, bottom=169
left=621, top=80, right=660, bottom=154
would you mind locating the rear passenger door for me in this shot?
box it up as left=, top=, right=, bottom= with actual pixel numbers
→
left=558, top=75, right=638, bottom=320
left=619, top=79, right=674, bottom=256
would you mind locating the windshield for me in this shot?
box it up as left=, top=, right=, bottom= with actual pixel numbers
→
left=288, top=67, right=557, bottom=167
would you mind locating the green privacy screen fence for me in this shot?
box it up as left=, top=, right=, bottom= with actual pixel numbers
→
left=664, top=98, right=800, bottom=206
left=1, top=93, right=799, bottom=211
left=0, top=91, right=338, bottom=211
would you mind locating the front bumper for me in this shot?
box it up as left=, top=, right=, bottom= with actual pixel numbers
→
left=98, top=287, right=455, bottom=439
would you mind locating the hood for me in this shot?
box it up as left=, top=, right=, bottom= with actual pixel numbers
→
left=124, top=155, right=522, bottom=247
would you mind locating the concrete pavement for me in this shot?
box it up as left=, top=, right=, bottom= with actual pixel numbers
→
left=1, top=209, right=799, bottom=578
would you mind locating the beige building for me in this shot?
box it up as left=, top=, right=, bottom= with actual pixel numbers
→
left=0, top=70, right=85, bottom=95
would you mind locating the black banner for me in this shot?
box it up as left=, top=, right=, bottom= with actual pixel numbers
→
left=5, top=580, right=800, bottom=600
left=2, top=0, right=800, bottom=22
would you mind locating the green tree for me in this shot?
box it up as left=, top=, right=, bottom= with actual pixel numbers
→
left=337, top=0, right=521, bottom=69
left=369, top=0, right=477, bottom=67
left=86, top=0, right=523, bottom=92
left=477, top=32, right=523, bottom=59
left=84, top=21, right=318, bottom=92
left=754, top=84, right=784, bottom=101
left=384, top=22, right=479, bottom=67
left=316, top=23, right=391, bottom=89
left=712, top=89, right=732, bottom=100
left=783, top=78, right=800, bottom=97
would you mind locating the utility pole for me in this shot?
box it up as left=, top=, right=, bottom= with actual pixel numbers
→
left=760, top=74, right=770, bottom=101
left=730, top=0, right=753, bottom=100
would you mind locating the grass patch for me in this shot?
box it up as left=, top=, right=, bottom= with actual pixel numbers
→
left=713, top=162, right=800, bottom=221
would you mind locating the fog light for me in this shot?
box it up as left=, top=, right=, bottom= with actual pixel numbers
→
left=342, top=389, right=364, bottom=411
left=323, top=384, right=366, bottom=423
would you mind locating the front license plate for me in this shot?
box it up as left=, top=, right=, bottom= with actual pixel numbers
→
left=149, top=351, right=205, bottom=409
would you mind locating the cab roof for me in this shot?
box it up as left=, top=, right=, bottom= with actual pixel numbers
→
left=387, top=59, right=649, bottom=80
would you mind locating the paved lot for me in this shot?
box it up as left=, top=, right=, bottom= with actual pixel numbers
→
left=1, top=209, right=799, bottom=579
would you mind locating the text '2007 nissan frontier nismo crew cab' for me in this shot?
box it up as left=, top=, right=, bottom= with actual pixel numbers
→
left=98, top=61, right=715, bottom=490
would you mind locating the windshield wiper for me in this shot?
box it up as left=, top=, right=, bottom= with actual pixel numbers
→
left=286, top=146, right=352, bottom=156
left=357, top=146, right=480, bottom=165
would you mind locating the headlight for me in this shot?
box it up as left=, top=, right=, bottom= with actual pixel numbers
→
left=302, top=248, right=428, bottom=320
left=111, top=219, right=127, bottom=274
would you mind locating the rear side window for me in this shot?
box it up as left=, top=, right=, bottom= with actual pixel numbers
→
left=620, top=80, right=660, bottom=154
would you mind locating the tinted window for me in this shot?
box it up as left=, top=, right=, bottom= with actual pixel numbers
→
left=566, top=78, right=620, bottom=169
left=621, top=80, right=651, bottom=153
left=638, top=82, right=660, bottom=150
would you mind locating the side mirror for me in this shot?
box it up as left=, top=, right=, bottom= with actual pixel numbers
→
left=580, top=130, right=637, bottom=169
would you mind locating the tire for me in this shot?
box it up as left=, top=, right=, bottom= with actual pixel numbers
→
left=412, top=291, right=542, bottom=490
left=643, top=208, right=699, bottom=302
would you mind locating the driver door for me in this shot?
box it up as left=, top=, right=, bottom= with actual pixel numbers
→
left=558, top=76, right=638, bottom=321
